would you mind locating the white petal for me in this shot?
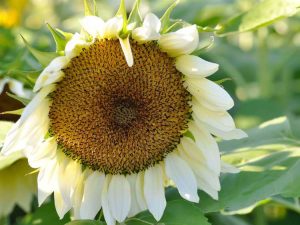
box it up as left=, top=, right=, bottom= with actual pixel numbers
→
left=54, top=191, right=71, bottom=219
left=186, top=78, right=234, bottom=111
left=165, top=152, right=199, bottom=202
left=108, top=175, right=131, bottom=222
left=203, top=121, right=247, bottom=140
left=127, top=174, right=142, bottom=217
left=195, top=175, right=219, bottom=200
left=26, top=137, right=57, bottom=168
left=158, top=25, right=199, bottom=57
left=58, top=159, right=82, bottom=207
left=176, top=55, right=218, bottom=78
left=101, top=176, right=116, bottom=225
left=192, top=101, right=236, bottom=132
left=72, top=172, right=85, bottom=220
left=65, top=33, right=89, bottom=59
left=144, top=164, right=166, bottom=221
left=80, top=171, right=105, bottom=219
left=132, top=13, right=161, bottom=42
left=179, top=138, right=221, bottom=191
left=221, top=161, right=240, bottom=174
left=80, top=16, right=105, bottom=38
left=135, top=172, right=147, bottom=211
left=34, top=56, right=69, bottom=92
left=20, top=85, right=54, bottom=125
left=37, top=159, right=59, bottom=205
left=103, top=16, right=123, bottom=39
left=119, top=37, right=133, bottom=67
left=188, top=121, right=221, bottom=174
left=2, top=98, right=51, bottom=156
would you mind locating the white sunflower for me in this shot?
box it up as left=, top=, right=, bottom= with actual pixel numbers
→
left=2, top=1, right=246, bottom=224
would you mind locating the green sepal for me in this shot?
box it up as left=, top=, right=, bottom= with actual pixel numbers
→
left=0, top=108, right=24, bottom=116
left=6, top=92, right=30, bottom=105
left=197, top=25, right=219, bottom=33
left=128, top=0, right=142, bottom=29
left=215, top=78, right=232, bottom=85
left=20, top=35, right=58, bottom=67
left=84, top=0, right=98, bottom=16
left=160, top=0, right=180, bottom=34
left=192, top=36, right=214, bottom=56
left=47, top=23, right=68, bottom=53
left=116, top=0, right=128, bottom=36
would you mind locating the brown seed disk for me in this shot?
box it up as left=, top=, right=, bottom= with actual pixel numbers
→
left=49, top=39, right=190, bottom=174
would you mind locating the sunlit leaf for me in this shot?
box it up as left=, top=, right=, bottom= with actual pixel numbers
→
left=217, top=0, right=300, bottom=36
left=116, top=0, right=128, bottom=35
left=0, top=108, right=24, bottom=116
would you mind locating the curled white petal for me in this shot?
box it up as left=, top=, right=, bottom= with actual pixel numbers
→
left=158, top=25, right=199, bottom=57
left=132, top=13, right=161, bottom=42
left=165, top=152, right=199, bottom=202
left=176, top=55, right=219, bottom=78
left=144, top=164, right=166, bottom=221
left=80, top=16, right=105, bottom=38
left=185, top=78, right=234, bottom=111
left=34, top=56, right=69, bottom=92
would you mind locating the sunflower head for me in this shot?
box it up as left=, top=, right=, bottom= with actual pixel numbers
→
left=2, top=0, right=246, bottom=224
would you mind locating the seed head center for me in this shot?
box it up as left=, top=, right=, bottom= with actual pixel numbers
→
left=113, top=99, right=138, bottom=127
left=49, top=39, right=191, bottom=174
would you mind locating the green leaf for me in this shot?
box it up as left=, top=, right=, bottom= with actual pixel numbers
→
left=160, top=0, right=180, bottom=33
left=217, top=0, right=300, bottom=36
left=20, top=35, right=58, bottom=67
left=127, top=199, right=211, bottom=225
left=17, top=202, right=70, bottom=225
left=6, top=92, right=30, bottom=105
left=47, top=23, right=68, bottom=53
left=84, top=0, right=98, bottom=16
left=128, top=0, right=142, bottom=28
left=194, top=117, right=300, bottom=213
left=65, top=220, right=104, bottom=225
